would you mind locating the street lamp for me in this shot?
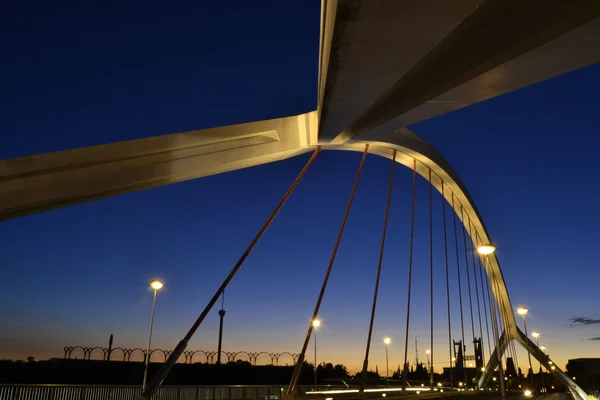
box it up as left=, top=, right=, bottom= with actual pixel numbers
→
left=425, top=349, right=433, bottom=389
left=477, top=244, right=496, bottom=255
left=540, top=346, right=549, bottom=389
left=477, top=243, right=505, bottom=400
left=143, top=280, right=163, bottom=391
left=312, top=319, right=321, bottom=390
left=531, top=332, right=545, bottom=391
left=517, top=308, right=534, bottom=389
left=384, top=337, right=391, bottom=380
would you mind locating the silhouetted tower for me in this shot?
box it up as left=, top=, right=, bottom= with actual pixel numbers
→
left=473, top=337, right=483, bottom=369
left=107, top=334, right=113, bottom=361
left=506, top=357, right=517, bottom=378
left=453, top=340, right=465, bottom=369
left=414, top=334, right=419, bottom=366
left=217, top=292, right=226, bottom=364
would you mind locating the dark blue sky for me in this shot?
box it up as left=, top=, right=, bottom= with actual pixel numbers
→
left=1, top=1, right=599, bottom=371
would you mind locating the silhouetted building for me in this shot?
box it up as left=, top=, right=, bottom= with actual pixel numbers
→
left=567, top=358, right=600, bottom=392
left=506, top=357, right=517, bottom=378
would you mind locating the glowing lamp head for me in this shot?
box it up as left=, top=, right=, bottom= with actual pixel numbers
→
left=540, top=345, right=547, bottom=351
left=477, top=244, right=496, bottom=255
left=425, top=349, right=431, bottom=355
left=532, top=331, right=540, bottom=338
left=150, top=280, right=164, bottom=290
left=517, top=308, right=529, bottom=316
left=524, top=390, right=532, bottom=397
left=312, top=319, right=321, bottom=328
left=384, top=337, right=391, bottom=345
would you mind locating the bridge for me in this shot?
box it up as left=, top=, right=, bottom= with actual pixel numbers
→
left=2, top=1, right=600, bottom=400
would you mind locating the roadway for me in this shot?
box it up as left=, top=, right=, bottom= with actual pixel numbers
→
left=303, top=390, right=567, bottom=400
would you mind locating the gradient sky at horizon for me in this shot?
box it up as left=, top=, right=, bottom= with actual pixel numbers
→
left=1, top=1, right=600, bottom=373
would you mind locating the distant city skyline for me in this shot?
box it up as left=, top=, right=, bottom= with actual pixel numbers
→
left=2, top=0, right=600, bottom=376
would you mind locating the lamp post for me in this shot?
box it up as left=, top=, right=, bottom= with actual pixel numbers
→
left=312, top=319, right=321, bottom=390
left=517, top=307, right=534, bottom=389
left=143, top=280, right=163, bottom=391
left=426, top=349, right=433, bottom=389
left=532, top=332, right=544, bottom=391
left=384, top=337, right=391, bottom=380
left=541, top=346, right=548, bottom=391
left=477, top=243, right=505, bottom=400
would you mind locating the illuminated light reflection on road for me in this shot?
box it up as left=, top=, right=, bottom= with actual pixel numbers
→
left=306, top=387, right=434, bottom=395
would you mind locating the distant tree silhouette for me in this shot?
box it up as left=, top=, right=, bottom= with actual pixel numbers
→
left=316, top=362, right=351, bottom=383
left=0, top=359, right=316, bottom=385
left=229, top=360, right=252, bottom=366
left=353, top=370, right=380, bottom=380
left=408, top=362, right=429, bottom=381
left=333, top=364, right=348, bottom=378
left=26, top=356, right=35, bottom=363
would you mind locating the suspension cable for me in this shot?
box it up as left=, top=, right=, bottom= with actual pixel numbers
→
left=140, top=147, right=322, bottom=400
left=489, top=251, right=519, bottom=376
left=460, top=206, right=476, bottom=369
left=360, top=150, right=396, bottom=392
left=494, top=282, right=511, bottom=368
left=451, top=194, right=468, bottom=385
left=483, top=253, right=498, bottom=354
left=475, top=234, right=493, bottom=358
left=478, top=232, right=509, bottom=385
left=467, top=219, right=486, bottom=365
left=402, top=158, right=417, bottom=389
left=497, top=295, right=509, bottom=371
left=496, top=281, right=520, bottom=376
left=486, top=256, right=507, bottom=399
left=428, top=169, right=434, bottom=390
left=441, top=182, right=454, bottom=390
left=287, top=145, right=369, bottom=395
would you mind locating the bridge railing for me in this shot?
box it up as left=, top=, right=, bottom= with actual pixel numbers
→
left=0, top=384, right=357, bottom=400
left=0, top=384, right=486, bottom=400
left=0, top=384, right=285, bottom=400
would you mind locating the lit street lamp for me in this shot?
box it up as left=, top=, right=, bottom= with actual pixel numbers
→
left=477, top=243, right=505, bottom=400
left=477, top=244, right=496, bottom=255
left=312, top=319, right=321, bottom=390
left=384, top=337, right=391, bottom=380
left=531, top=331, right=544, bottom=391
left=143, top=280, right=163, bottom=391
left=426, top=349, right=433, bottom=389
left=517, top=307, right=534, bottom=389
left=540, top=346, right=549, bottom=389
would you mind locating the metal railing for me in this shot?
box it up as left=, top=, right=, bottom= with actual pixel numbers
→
left=0, top=384, right=485, bottom=400
left=0, top=384, right=489, bottom=400
left=0, top=385, right=295, bottom=400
